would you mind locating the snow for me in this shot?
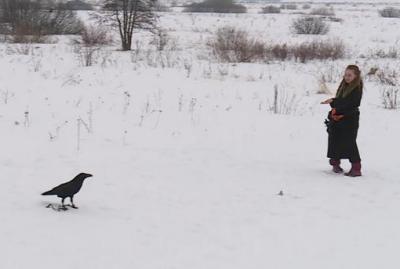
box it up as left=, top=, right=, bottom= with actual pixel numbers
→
left=1, top=2, right=400, bottom=269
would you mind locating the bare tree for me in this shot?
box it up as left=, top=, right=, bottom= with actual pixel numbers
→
left=100, top=0, right=158, bottom=51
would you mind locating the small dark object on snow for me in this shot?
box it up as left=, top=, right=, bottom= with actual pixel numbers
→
left=278, top=190, right=284, bottom=196
left=42, top=173, right=93, bottom=209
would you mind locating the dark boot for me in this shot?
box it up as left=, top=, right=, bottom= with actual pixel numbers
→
left=345, top=162, right=362, bottom=177
left=329, top=159, right=343, bottom=173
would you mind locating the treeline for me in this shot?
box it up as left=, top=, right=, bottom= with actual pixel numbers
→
left=0, top=0, right=86, bottom=42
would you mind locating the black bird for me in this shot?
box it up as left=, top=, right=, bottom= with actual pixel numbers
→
left=42, top=173, right=93, bottom=209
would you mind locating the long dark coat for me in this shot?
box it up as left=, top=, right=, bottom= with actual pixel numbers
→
left=327, top=86, right=362, bottom=162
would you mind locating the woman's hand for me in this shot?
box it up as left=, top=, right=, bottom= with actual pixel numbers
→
left=332, top=114, right=344, bottom=121
left=320, top=98, right=333, bottom=104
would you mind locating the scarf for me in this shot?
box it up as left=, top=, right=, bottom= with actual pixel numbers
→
left=335, top=78, right=362, bottom=98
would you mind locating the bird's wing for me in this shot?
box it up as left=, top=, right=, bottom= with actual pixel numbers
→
left=41, top=181, right=72, bottom=195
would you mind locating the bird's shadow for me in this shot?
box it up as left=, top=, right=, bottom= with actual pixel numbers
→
left=41, top=201, right=78, bottom=212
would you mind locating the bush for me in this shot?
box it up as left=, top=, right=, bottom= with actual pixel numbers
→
left=209, top=26, right=265, bottom=62
left=302, top=4, right=311, bottom=10
left=327, top=16, right=343, bottom=22
left=208, top=28, right=345, bottom=63
left=376, top=66, right=399, bottom=109
left=260, top=5, right=281, bottom=14
left=281, top=4, right=297, bottom=10
left=268, top=85, right=301, bottom=115
left=264, top=40, right=345, bottom=63
left=292, top=40, right=345, bottom=63
left=267, top=43, right=289, bottom=61
left=381, top=88, right=399, bottom=109
left=377, top=67, right=398, bottom=86
left=368, top=47, right=398, bottom=59
left=379, top=7, right=400, bottom=18
left=291, top=17, right=329, bottom=35
left=184, top=0, right=247, bottom=13
left=74, top=25, right=113, bottom=47
left=150, top=27, right=177, bottom=51
left=310, top=7, right=335, bottom=16
left=73, top=25, right=113, bottom=66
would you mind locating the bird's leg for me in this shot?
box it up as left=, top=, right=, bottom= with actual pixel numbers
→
left=70, top=196, right=78, bottom=209
left=61, top=198, right=67, bottom=210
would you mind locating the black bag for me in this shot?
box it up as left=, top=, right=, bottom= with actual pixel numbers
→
left=324, top=118, right=333, bottom=133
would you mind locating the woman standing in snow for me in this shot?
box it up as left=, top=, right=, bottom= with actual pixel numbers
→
left=321, top=65, right=363, bottom=177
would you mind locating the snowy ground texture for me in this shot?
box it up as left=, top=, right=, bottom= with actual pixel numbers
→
left=1, top=2, right=400, bottom=269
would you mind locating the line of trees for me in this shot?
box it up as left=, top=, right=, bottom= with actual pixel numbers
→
left=0, top=0, right=83, bottom=42
left=183, top=0, right=246, bottom=13
left=0, top=0, right=158, bottom=50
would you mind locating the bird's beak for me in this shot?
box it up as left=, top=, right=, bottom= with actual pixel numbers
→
left=87, top=174, right=93, bottom=178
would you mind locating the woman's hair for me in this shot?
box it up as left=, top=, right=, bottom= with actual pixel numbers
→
left=346, top=64, right=361, bottom=79
left=342, top=64, right=363, bottom=90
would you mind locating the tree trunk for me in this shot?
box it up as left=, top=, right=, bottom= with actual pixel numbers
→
left=121, top=33, right=131, bottom=51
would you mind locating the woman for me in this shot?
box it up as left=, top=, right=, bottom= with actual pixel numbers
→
left=321, top=65, right=363, bottom=177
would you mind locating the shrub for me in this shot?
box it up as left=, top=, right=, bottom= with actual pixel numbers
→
left=377, top=67, right=398, bottom=86
left=209, top=26, right=265, bottom=62
left=281, top=4, right=297, bottom=10
left=150, top=27, right=177, bottom=51
left=292, top=39, right=345, bottom=63
left=327, top=16, right=343, bottom=22
left=316, top=74, right=332, bottom=94
left=381, top=88, right=399, bottom=109
left=267, top=43, right=289, bottom=61
left=208, top=29, right=346, bottom=63
left=184, top=0, right=247, bottom=13
left=302, top=4, right=311, bottom=10
left=310, top=7, right=335, bottom=16
left=379, top=7, right=400, bottom=18
left=291, top=16, right=329, bottom=35
left=368, top=47, right=398, bottom=59
left=268, top=85, right=301, bottom=115
left=75, top=25, right=113, bottom=47
left=73, top=25, right=112, bottom=66
left=260, top=5, right=281, bottom=14
left=375, top=65, right=399, bottom=109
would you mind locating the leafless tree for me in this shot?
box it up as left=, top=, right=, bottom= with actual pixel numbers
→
left=99, top=0, right=158, bottom=51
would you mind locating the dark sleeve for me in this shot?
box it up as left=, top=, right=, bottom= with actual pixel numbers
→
left=329, top=88, right=362, bottom=115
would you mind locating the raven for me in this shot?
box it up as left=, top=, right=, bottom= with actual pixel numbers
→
left=42, top=173, right=93, bottom=209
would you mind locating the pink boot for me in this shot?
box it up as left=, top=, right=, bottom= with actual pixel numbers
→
left=345, top=162, right=362, bottom=177
left=329, top=159, right=343, bottom=173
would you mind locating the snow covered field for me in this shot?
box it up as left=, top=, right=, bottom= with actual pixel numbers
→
left=1, top=2, right=400, bottom=269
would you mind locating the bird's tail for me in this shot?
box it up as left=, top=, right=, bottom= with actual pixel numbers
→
left=41, top=190, right=55, bottom=195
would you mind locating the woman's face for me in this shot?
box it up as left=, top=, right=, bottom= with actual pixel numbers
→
left=344, top=69, right=357, bottom=83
